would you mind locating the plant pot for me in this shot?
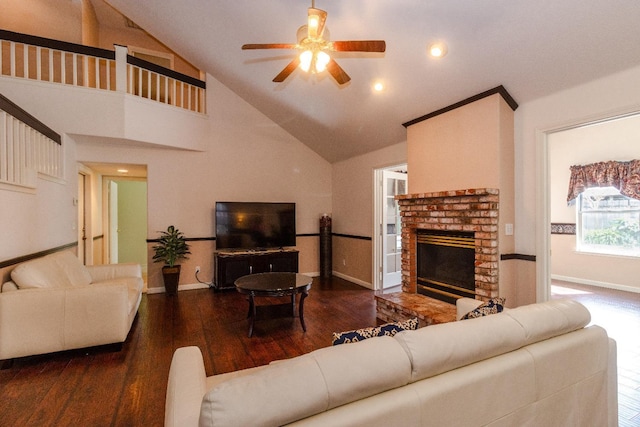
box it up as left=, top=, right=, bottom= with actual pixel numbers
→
left=162, top=265, right=181, bottom=295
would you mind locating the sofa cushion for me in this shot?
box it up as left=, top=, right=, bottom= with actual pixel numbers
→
left=332, top=317, right=418, bottom=345
left=201, top=352, right=329, bottom=427
left=460, top=297, right=505, bottom=320
left=11, top=251, right=90, bottom=289
left=50, top=250, right=93, bottom=286
left=200, top=336, right=412, bottom=426
left=394, top=312, right=527, bottom=382
left=11, top=250, right=92, bottom=289
left=504, top=299, right=591, bottom=345
left=1, top=281, right=18, bottom=292
left=394, top=299, right=593, bottom=384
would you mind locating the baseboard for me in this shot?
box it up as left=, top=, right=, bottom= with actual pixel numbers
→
left=551, top=274, right=640, bottom=294
left=146, top=283, right=210, bottom=294
left=332, top=271, right=373, bottom=290
left=301, top=271, right=320, bottom=277
left=146, top=273, right=375, bottom=294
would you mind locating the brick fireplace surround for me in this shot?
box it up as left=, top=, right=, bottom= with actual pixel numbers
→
left=376, top=188, right=500, bottom=326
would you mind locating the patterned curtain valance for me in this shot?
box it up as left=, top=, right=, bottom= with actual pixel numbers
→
left=567, top=159, right=640, bottom=203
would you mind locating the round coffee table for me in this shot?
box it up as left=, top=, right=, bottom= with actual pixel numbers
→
left=235, top=272, right=312, bottom=337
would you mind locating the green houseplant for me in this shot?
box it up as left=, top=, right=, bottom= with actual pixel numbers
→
left=153, top=225, right=191, bottom=295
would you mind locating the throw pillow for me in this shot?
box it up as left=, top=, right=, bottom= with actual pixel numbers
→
left=332, top=317, right=419, bottom=345
left=460, top=297, right=506, bottom=320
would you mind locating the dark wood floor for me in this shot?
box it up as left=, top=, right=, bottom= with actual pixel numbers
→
left=0, top=277, right=637, bottom=426
left=551, top=280, right=640, bottom=427
left=0, top=276, right=377, bottom=426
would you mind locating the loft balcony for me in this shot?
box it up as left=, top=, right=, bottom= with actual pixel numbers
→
left=0, top=29, right=209, bottom=151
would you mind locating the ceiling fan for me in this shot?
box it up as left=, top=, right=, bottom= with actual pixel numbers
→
left=242, top=1, right=386, bottom=85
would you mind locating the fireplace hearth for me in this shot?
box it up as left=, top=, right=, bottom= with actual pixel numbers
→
left=398, top=188, right=500, bottom=302
left=417, top=230, right=476, bottom=304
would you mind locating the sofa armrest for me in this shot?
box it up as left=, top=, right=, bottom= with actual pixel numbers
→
left=456, top=297, right=483, bottom=320
left=0, top=287, right=66, bottom=359
left=86, top=263, right=142, bottom=283
left=63, top=282, right=132, bottom=348
left=166, top=346, right=208, bottom=427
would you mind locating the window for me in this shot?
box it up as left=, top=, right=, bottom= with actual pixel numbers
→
left=577, top=186, right=640, bottom=257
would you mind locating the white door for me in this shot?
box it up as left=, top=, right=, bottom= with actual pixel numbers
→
left=381, top=170, right=407, bottom=288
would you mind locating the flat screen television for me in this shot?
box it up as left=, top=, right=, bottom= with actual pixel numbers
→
left=215, top=202, right=296, bottom=250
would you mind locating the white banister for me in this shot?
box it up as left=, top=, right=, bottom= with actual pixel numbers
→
left=114, top=45, right=128, bottom=93
left=1, top=34, right=205, bottom=113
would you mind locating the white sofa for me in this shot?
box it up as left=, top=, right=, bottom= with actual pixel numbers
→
left=0, top=250, right=143, bottom=362
left=165, top=298, right=617, bottom=427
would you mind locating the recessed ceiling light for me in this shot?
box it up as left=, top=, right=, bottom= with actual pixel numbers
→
left=428, top=42, right=448, bottom=58
left=373, top=81, right=385, bottom=92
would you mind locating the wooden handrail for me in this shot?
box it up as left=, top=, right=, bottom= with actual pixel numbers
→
left=127, top=55, right=205, bottom=89
left=1, top=29, right=206, bottom=113
left=0, top=29, right=115, bottom=60
left=0, top=93, right=61, bottom=144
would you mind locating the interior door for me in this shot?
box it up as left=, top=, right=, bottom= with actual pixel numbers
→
left=382, top=170, right=407, bottom=288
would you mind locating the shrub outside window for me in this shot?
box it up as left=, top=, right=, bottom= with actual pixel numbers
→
left=577, top=186, right=640, bottom=257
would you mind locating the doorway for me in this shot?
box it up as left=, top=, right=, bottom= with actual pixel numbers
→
left=539, top=110, right=640, bottom=301
left=373, top=165, right=408, bottom=290
left=105, top=178, right=148, bottom=268
left=80, top=162, right=148, bottom=284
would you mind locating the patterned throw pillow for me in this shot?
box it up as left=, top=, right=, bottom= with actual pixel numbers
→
left=331, top=317, right=419, bottom=345
left=460, top=297, right=506, bottom=320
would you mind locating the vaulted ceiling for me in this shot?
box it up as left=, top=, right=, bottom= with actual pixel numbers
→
left=103, top=0, right=640, bottom=163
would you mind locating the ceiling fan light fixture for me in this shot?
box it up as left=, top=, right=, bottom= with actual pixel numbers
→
left=307, top=7, right=327, bottom=39
left=315, top=51, right=330, bottom=73
left=299, top=50, right=313, bottom=72
left=308, top=15, right=320, bottom=36
left=428, top=42, right=448, bottom=58
left=242, top=2, right=384, bottom=85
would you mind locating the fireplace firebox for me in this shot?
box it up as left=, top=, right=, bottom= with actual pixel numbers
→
left=416, top=230, right=476, bottom=304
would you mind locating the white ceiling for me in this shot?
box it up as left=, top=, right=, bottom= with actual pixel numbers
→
left=102, top=0, right=640, bottom=163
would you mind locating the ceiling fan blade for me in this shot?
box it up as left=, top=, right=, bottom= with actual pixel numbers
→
left=242, top=43, right=297, bottom=50
left=308, top=8, right=327, bottom=39
left=326, top=59, right=351, bottom=85
left=332, top=40, right=386, bottom=52
left=273, top=57, right=301, bottom=82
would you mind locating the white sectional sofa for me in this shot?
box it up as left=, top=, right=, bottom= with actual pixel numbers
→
left=0, top=250, right=143, bottom=363
left=166, top=298, right=617, bottom=427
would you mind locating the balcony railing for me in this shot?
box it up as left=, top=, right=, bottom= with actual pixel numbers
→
left=0, top=29, right=205, bottom=114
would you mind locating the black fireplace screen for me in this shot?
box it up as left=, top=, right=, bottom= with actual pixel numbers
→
left=416, top=230, right=476, bottom=304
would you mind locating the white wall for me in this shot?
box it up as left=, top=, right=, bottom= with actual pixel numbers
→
left=332, top=141, right=407, bottom=237
left=0, top=135, right=79, bottom=260
left=1, top=73, right=332, bottom=277
left=0, top=0, right=82, bottom=43
left=515, top=63, right=640, bottom=297
left=330, top=142, right=406, bottom=286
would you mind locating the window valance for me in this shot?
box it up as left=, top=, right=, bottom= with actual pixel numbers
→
left=567, top=159, right=640, bottom=203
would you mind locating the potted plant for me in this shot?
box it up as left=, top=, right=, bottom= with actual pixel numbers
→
left=153, top=225, right=191, bottom=295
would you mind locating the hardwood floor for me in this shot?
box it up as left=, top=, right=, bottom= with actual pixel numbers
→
left=551, top=280, right=640, bottom=427
left=0, top=276, right=377, bottom=426
left=0, top=277, right=636, bottom=426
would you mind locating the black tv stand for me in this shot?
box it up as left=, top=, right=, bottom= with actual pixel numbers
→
left=212, top=248, right=299, bottom=291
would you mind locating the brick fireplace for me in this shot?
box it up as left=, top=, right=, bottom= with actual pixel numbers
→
left=398, top=188, right=500, bottom=301
left=375, top=88, right=518, bottom=326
